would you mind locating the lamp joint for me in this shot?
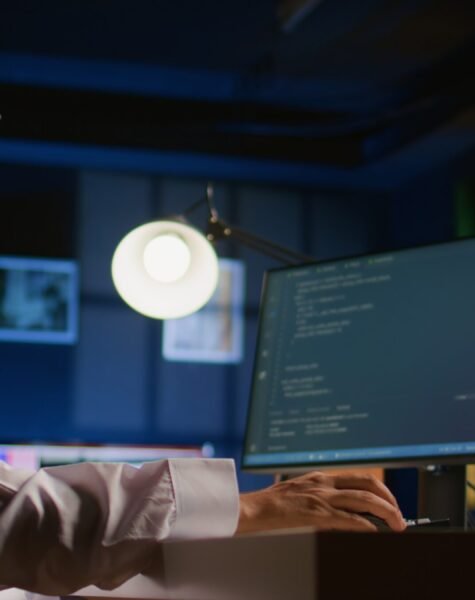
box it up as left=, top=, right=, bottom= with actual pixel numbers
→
left=206, top=216, right=229, bottom=242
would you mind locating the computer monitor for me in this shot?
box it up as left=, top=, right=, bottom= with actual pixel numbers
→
left=0, top=442, right=213, bottom=470
left=0, top=256, right=78, bottom=344
left=243, top=237, right=475, bottom=474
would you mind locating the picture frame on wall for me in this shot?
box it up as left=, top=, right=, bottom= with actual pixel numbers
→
left=0, top=256, right=79, bottom=344
left=162, top=258, right=245, bottom=364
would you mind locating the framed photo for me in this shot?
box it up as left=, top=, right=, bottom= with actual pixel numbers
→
left=162, top=258, right=245, bottom=363
left=0, top=256, right=79, bottom=344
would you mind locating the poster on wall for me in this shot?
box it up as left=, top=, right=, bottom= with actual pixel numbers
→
left=0, top=256, right=79, bottom=344
left=162, top=258, right=245, bottom=364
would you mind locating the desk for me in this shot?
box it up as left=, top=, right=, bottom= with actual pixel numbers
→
left=78, top=529, right=473, bottom=600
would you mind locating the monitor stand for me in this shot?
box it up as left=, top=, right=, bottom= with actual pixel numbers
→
left=418, top=465, right=467, bottom=529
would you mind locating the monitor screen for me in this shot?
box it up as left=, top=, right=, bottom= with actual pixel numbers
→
left=242, top=237, right=475, bottom=472
left=0, top=442, right=213, bottom=470
left=0, top=256, right=78, bottom=344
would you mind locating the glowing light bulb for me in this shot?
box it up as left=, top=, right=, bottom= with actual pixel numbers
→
left=112, top=220, right=219, bottom=319
left=143, top=234, right=191, bottom=283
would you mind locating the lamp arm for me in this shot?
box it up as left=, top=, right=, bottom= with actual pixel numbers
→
left=181, top=183, right=216, bottom=219
left=180, top=183, right=314, bottom=265
left=206, top=217, right=315, bottom=266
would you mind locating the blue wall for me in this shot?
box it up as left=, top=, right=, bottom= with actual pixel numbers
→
left=0, top=163, right=397, bottom=490
left=0, top=157, right=470, bottom=496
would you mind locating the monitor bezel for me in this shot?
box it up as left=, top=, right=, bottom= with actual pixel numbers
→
left=241, top=235, right=475, bottom=474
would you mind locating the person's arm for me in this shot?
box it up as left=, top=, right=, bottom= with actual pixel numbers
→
left=0, top=459, right=239, bottom=595
left=0, top=460, right=404, bottom=595
left=237, top=470, right=406, bottom=534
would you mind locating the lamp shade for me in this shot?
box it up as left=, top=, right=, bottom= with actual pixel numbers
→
left=111, top=220, right=219, bottom=319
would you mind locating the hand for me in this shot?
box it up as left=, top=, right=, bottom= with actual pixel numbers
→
left=236, top=471, right=406, bottom=534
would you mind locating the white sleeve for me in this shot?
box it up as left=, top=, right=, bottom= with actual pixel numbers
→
left=0, top=458, right=239, bottom=595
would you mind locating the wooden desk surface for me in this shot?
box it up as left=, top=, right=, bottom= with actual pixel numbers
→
left=77, top=528, right=474, bottom=600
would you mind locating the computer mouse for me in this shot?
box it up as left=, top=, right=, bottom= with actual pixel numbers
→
left=359, top=513, right=450, bottom=531
left=359, top=513, right=393, bottom=531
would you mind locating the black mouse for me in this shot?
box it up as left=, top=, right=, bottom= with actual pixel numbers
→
left=359, top=513, right=393, bottom=531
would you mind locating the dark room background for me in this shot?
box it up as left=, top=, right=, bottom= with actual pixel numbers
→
left=0, top=0, right=474, bottom=499
left=0, top=160, right=473, bottom=492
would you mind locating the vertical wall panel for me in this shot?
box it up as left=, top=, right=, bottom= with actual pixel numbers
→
left=389, top=175, right=453, bottom=248
left=0, top=164, right=75, bottom=443
left=233, top=315, right=259, bottom=438
left=73, top=305, right=148, bottom=433
left=159, top=178, right=207, bottom=214
left=156, top=361, right=227, bottom=437
left=0, top=344, right=72, bottom=440
left=78, top=171, right=153, bottom=295
left=156, top=178, right=231, bottom=441
left=235, top=185, right=303, bottom=306
left=308, top=192, right=379, bottom=259
left=75, top=171, right=152, bottom=437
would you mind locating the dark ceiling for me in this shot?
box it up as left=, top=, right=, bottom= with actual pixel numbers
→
left=0, top=0, right=474, bottom=183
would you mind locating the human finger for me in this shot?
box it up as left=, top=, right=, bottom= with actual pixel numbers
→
left=320, top=508, right=378, bottom=532
left=329, top=490, right=405, bottom=531
left=332, top=474, right=400, bottom=511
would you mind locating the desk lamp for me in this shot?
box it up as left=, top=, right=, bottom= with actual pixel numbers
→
left=112, top=183, right=313, bottom=319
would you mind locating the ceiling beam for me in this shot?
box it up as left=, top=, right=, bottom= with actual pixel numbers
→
left=1, top=35, right=474, bottom=169
left=0, top=83, right=365, bottom=167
